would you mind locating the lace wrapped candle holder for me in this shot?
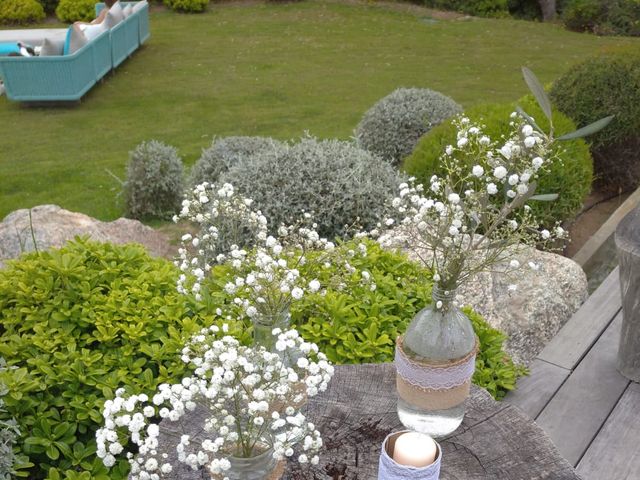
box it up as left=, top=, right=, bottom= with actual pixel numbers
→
left=395, top=335, right=479, bottom=412
left=378, top=431, right=442, bottom=480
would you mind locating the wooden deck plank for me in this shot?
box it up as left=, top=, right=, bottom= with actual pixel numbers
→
left=535, top=312, right=630, bottom=466
left=577, top=382, right=640, bottom=480
left=505, top=359, right=570, bottom=419
left=539, top=267, right=621, bottom=370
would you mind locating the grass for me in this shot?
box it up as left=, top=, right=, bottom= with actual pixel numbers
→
left=1, top=1, right=638, bottom=221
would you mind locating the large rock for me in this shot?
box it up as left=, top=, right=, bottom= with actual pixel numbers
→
left=0, top=205, right=174, bottom=267
left=379, top=231, right=588, bottom=365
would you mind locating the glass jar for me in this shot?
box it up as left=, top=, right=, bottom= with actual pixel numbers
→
left=223, top=444, right=278, bottom=480
left=252, top=311, right=291, bottom=352
left=397, top=284, right=476, bottom=438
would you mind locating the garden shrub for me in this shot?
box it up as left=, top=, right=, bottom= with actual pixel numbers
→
left=0, top=359, right=22, bottom=480
left=0, top=0, right=44, bottom=25
left=55, top=0, right=94, bottom=22
left=423, top=0, right=510, bottom=17
left=550, top=49, right=640, bottom=191
left=37, top=0, right=57, bottom=14
left=403, top=97, right=593, bottom=227
left=562, top=0, right=640, bottom=36
left=0, top=239, right=229, bottom=480
left=220, top=136, right=402, bottom=240
left=356, top=88, right=462, bottom=166
left=189, top=136, right=283, bottom=187
left=202, top=239, right=527, bottom=400
left=124, top=140, right=185, bottom=220
left=163, top=0, right=207, bottom=13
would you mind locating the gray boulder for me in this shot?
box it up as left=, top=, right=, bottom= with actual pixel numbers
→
left=0, top=205, right=173, bottom=267
left=379, top=231, right=588, bottom=365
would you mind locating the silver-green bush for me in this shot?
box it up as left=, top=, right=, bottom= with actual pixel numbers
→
left=356, top=88, right=462, bottom=166
left=124, top=140, right=184, bottom=220
left=0, top=359, right=19, bottom=480
left=189, top=136, right=283, bottom=187
left=220, top=136, right=402, bottom=239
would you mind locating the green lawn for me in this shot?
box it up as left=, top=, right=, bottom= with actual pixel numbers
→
left=1, top=1, right=638, bottom=221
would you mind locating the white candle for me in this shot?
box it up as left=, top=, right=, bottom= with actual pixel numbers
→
left=392, top=431, right=438, bottom=468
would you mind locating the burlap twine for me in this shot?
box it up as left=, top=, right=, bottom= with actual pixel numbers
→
left=395, top=336, right=479, bottom=411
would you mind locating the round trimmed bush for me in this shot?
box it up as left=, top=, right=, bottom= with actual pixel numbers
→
left=189, top=136, right=283, bottom=187
left=550, top=49, right=640, bottom=191
left=425, top=0, right=510, bottom=17
left=356, top=88, right=462, bottom=166
left=55, top=0, right=93, bottom=22
left=124, top=140, right=185, bottom=220
left=164, top=0, right=207, bottom=13
left=0, top=0, right=44, bottom=24
left=219, top=136, right=402, bottom=239
left=0, top=239, right=227, bottom=479
left=403, top=97, right=593, bottom=227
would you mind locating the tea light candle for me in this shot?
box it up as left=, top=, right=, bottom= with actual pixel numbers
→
left=392, top=431, right=438, bottom=468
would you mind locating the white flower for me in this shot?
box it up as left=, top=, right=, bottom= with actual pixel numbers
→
left=541, top=229, right=551, bottom=239
left=509, top=259, right=520, bottom=268
left=493, top=166, right=508, bottom=180
left=291, top=287, right=304, bottom=300
left=522, top=124, right=533, bottom=136
left=308, top=279, right=321, bottom=293
left=448, top=193, right=460, bottom=204
left=487, top=183, right=498, bottom=195
left=457, top=137, right=468, bottom=148
left=524, top=136, right=536, bottom=148
left=472, top=165, right=484, bottom=177
left=445, top=145, right=454, bottom=155
left=508, top=174, right=519, bottom=186
left=532, top=157, right=544, bottom=170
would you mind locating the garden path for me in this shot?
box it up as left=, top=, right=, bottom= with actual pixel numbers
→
left=506, top=267, right=640, bottom=479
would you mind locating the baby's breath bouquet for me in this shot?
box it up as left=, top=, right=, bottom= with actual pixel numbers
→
left=175, top=183, right=375, bottom=350
left=97, top=325, right=333, bottom=480
left=390, top=68, right=612, bottom=438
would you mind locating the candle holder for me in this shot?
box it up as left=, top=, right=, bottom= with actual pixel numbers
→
left=378, top=430, right=442, bottom=480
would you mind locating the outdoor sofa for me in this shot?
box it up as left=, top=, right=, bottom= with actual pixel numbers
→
left=0, top=1, right=149, bottom=103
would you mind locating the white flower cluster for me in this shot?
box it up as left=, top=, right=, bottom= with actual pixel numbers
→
left=388, top=115, right=568, bottom=291
left=175, top=182, right=375, bottom=323
left=97, top=325, right=333, bottom=479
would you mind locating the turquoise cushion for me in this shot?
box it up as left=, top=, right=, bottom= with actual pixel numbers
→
left=62, top=26, right=72, bottom=55
left=0, top=42, right=21, bottom=56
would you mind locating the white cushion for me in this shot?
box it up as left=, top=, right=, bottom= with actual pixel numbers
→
left=39, top=37, right=63, bottom=56
left=123, top=4, right=133, bottom=17
left=103, top=10, right=120, bottom=29
left=82, top=22, right=107, bottom=41
left=132, top=0, right=147, bottom=13
left=109, top=1, right=125, bottom=22
left=66, top=24, right=87, bottom=55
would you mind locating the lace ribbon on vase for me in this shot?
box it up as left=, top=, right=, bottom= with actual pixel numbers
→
left=378, top=433, right=442, bottom=480
left=394, top=336, right=479, bottom=390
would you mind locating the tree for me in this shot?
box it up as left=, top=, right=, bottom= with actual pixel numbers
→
left=538, top=0, right=557, bottom=20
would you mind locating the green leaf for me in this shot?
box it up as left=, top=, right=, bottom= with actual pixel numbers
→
left=556, top=115, right=614, bottom=141
left=522, top=67, right=552, bottom=123
left=530, top=193, right=559, bottom=201
left=46, top=444, right=60, bottom=460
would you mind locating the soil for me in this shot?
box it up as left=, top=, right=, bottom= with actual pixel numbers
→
left=564, top=189, right=630, bottom=258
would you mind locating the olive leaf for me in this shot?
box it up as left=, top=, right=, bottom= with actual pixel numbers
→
left=556, top=115, right=614, bottom=141
left=522, top=67, right=553, bottom=126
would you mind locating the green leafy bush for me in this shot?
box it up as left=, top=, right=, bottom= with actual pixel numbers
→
left=55, top=0, right=94, bottom=22
left=163, top=0, right=207, bottom=13
left=124, top=140, right=185, bottom=220
left=403, top=97, right=593, bottom=227
left=0, top=0, right=44, bottom=25
left=0, top=239, right=224, bottom=480
left=220, top=136, right=402, bottom=240
left=424, top=0, right=510, bottom=17
left=356, top=88, right=462, bottom=166
left=550, top=49, right=640, bottom=191
left=189, top=136, right=283, bottom=188
left=203, top=239, right=527, bottom=400
left=562, top=0, right=640, bottom=36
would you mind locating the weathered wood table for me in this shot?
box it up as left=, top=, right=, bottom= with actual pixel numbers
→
left=160, top=363, right=581, bottom=480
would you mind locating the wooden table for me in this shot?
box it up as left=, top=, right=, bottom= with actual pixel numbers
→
left=158, top=363, right=581, bottom=480
left=282, top=363, right=581, bottom=480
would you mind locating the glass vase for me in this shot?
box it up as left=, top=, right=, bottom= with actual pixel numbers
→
left=222, top=444, right=278, bottom=480
left=252, top=311, right=291, bottom=352
left=396, top=284, right=477, bottom=438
